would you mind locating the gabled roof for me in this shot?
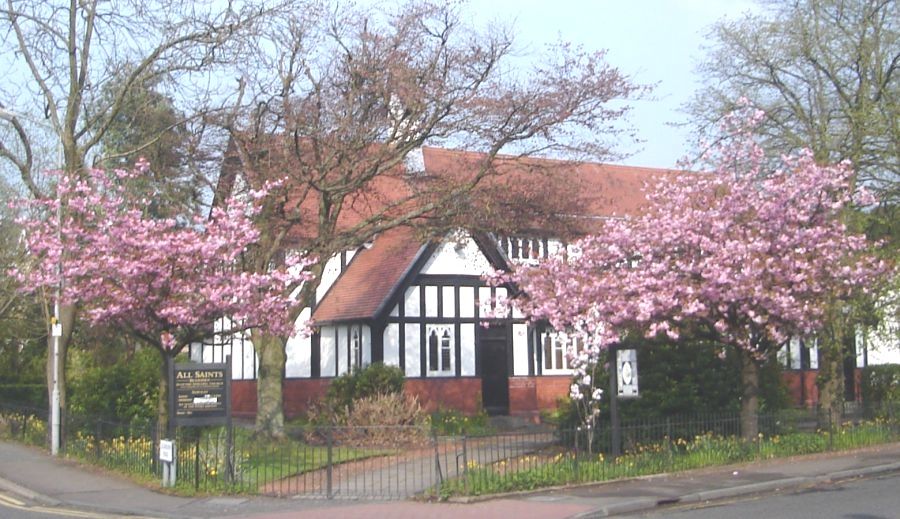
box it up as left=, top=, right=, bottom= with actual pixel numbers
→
left=311, top=226, right=428, bottom=324
left=223, top=140, right=681, bottom=325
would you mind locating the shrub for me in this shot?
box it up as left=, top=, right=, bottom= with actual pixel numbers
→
left=323, top=362, right=405, bottom=414
left=355, top=362, right=405, bottom=398
left=68, top=347, right=160, bottom=427
left=306, top=393, right=428, bottom=446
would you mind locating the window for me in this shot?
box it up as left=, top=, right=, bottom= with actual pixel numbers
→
left=499, top=236, right=548, bottom=262
left=427, top=325, right=454, bottom=374
left=542, top=331, right=580, bottom=374
left=350, top=326, right=363, bottom=371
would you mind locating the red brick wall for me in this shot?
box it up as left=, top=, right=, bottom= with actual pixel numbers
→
left=782, top=369, right=864, bottom=408
left=283, top=379, right=331, bottom=417
left=404, top=378, right=482, bottom=414
left=231, top=380, right=258, bottom=419
left=508, top=376, right=570, bottom=420
left=509, top=377, right=539, bottom=420
left=232, top=379, right=331, bottom=419
left=782, top=371, right=819, bottom=408
left=235, top=376, right=571, bottom=419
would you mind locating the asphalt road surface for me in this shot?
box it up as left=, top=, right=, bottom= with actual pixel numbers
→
left=632, top=470, right=900, bottom=519
left=0, top=492, right=153, bottom=519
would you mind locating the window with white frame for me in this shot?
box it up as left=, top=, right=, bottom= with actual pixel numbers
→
left=542, top=331, right=580, bottom=374
left=427, top=325, right=454, bottom=375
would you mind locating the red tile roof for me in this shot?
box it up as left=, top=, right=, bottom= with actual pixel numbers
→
left=311, top=226, right=426, bottom=323
left=234, top=144, right=681, bottom=324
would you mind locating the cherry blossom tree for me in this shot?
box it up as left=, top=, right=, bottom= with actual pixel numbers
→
left=501, top=109, right=889, bottom=439
left=12, top=160, right=310, bottom=432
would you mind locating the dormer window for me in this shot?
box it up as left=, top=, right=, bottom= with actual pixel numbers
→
left=499, top=236, right=549, bottom=261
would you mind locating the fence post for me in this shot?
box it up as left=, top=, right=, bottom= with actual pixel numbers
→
left=573, top=427, right=580, bottom=481
left=225, top=423, right=234, bottom=485
left=326, top=428, right=333, bottom=499
left=432, top=429, right=443, bottom=497
left=828, top=412, right=834, bottom=451
left=462, top=435, right=469, bottom=495
left=194, top=433, right=201, bottom=490
left=95, top=421, right=102, bottom=460
left=666, top=417, right=673, bottom=468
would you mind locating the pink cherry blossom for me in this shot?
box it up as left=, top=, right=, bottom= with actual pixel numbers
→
left=499, top=108, right=891, bottom=423
left=12, top=164, right=312, bottom=353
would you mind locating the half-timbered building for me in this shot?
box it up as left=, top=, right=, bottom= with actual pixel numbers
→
left=192, top=146, right=673, bottom=419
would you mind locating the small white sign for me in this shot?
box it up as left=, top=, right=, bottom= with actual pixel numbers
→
left=159, top=439, right=174, bottom=463
left=617, top=349, right=639, bottom=398
left=51, top=323, right=63, bottom=337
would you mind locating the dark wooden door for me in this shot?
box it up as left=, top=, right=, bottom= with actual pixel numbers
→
left=480, top=324, right=510, bottom=415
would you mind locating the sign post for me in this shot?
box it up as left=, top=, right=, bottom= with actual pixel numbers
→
left=159, top=439, right=175, bottom=487
left=609, top=347, right=639, bottom=459
left=163, top=356, right=232, bottom=487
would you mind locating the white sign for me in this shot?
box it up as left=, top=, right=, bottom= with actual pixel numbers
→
left=51, top=323, right=63, bottom=337
left=617, top=349, right=639, bottom=398
left=159, top=439, right=174, bottom=463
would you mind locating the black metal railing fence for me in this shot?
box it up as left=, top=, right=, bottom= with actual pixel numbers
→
left=1, top=401, right=898, bottom=499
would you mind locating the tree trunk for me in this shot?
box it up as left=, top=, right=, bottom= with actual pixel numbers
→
left=255, top=332, right=286, bottom=439
left=158, top=354, right=170, bottom=439
left=817, top=309, right=846, bottom=431
left=738, top=348, right=760, bottom=440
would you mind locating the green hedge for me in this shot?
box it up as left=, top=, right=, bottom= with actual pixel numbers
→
left=861, top=364, right=900, bottom=410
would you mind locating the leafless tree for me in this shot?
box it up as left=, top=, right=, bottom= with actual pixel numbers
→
left=221, top=0, right=647, bottom=437
left=0, top=0, right=298, bottom=442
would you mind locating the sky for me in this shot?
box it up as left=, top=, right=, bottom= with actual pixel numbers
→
left=460, top=0, right=758, bottom=169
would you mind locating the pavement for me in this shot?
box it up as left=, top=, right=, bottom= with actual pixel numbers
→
left=1, top=439, right=900, bottom=519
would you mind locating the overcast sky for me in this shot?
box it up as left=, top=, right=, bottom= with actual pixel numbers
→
left=461, top=0, right=758, bottom=168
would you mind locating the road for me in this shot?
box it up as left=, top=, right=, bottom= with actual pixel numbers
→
left=631, top=471, right=900, bottom=519
left=0, top=492, right=155, bottom=519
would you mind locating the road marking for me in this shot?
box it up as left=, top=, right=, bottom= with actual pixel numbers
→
left=0, top=492, right=26, bottom=506
left=0, top=491, right=161, bottom=518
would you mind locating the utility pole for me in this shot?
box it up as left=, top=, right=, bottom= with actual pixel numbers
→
left=0, top=108, right=64, bottom=456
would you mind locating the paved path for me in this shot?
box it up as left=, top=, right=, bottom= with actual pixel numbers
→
left=2, top=439, right=900, bottom=518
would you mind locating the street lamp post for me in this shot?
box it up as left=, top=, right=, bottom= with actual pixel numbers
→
left=0, top=108, right=64, bottom=456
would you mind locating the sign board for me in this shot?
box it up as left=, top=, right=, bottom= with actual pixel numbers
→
left=159, top=439, right=174, bottom=463
left=169, top=358, right=231, bottom=427
left=51, top=323, right=63, bottom=337
left=616, top=348, right=639, bottom=398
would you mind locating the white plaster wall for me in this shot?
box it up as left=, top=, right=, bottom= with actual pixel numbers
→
left=320, top=326, right=336, bottom=377
left=384, top=323, right=400, bottom=366
left=315, top=254, right=344, bottom=304
left=362, top=325, right=372, bottom=365
left=404, top=286, right=420, bottom=317
left=479, top=286, right=492, bottom=316
left=420, top=233, right=494, bottom=276
left=460, top=286, right=475, bottom=318
left=405, top=323, right=420, bottom=377
left=337, top=325, right=349, bottom=375
left=443, top=287, right=455, bottom=318
left=285, top=307, right=312, bottom=378
left=461, top=323, right=476, bottom=376
left=861, top=292, right=900, bottom=365
left=512, top=323, right=529, bottom=376
left=241, top=337, right=256, bottom=379
left=425, top=285, right=439, bottom=317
